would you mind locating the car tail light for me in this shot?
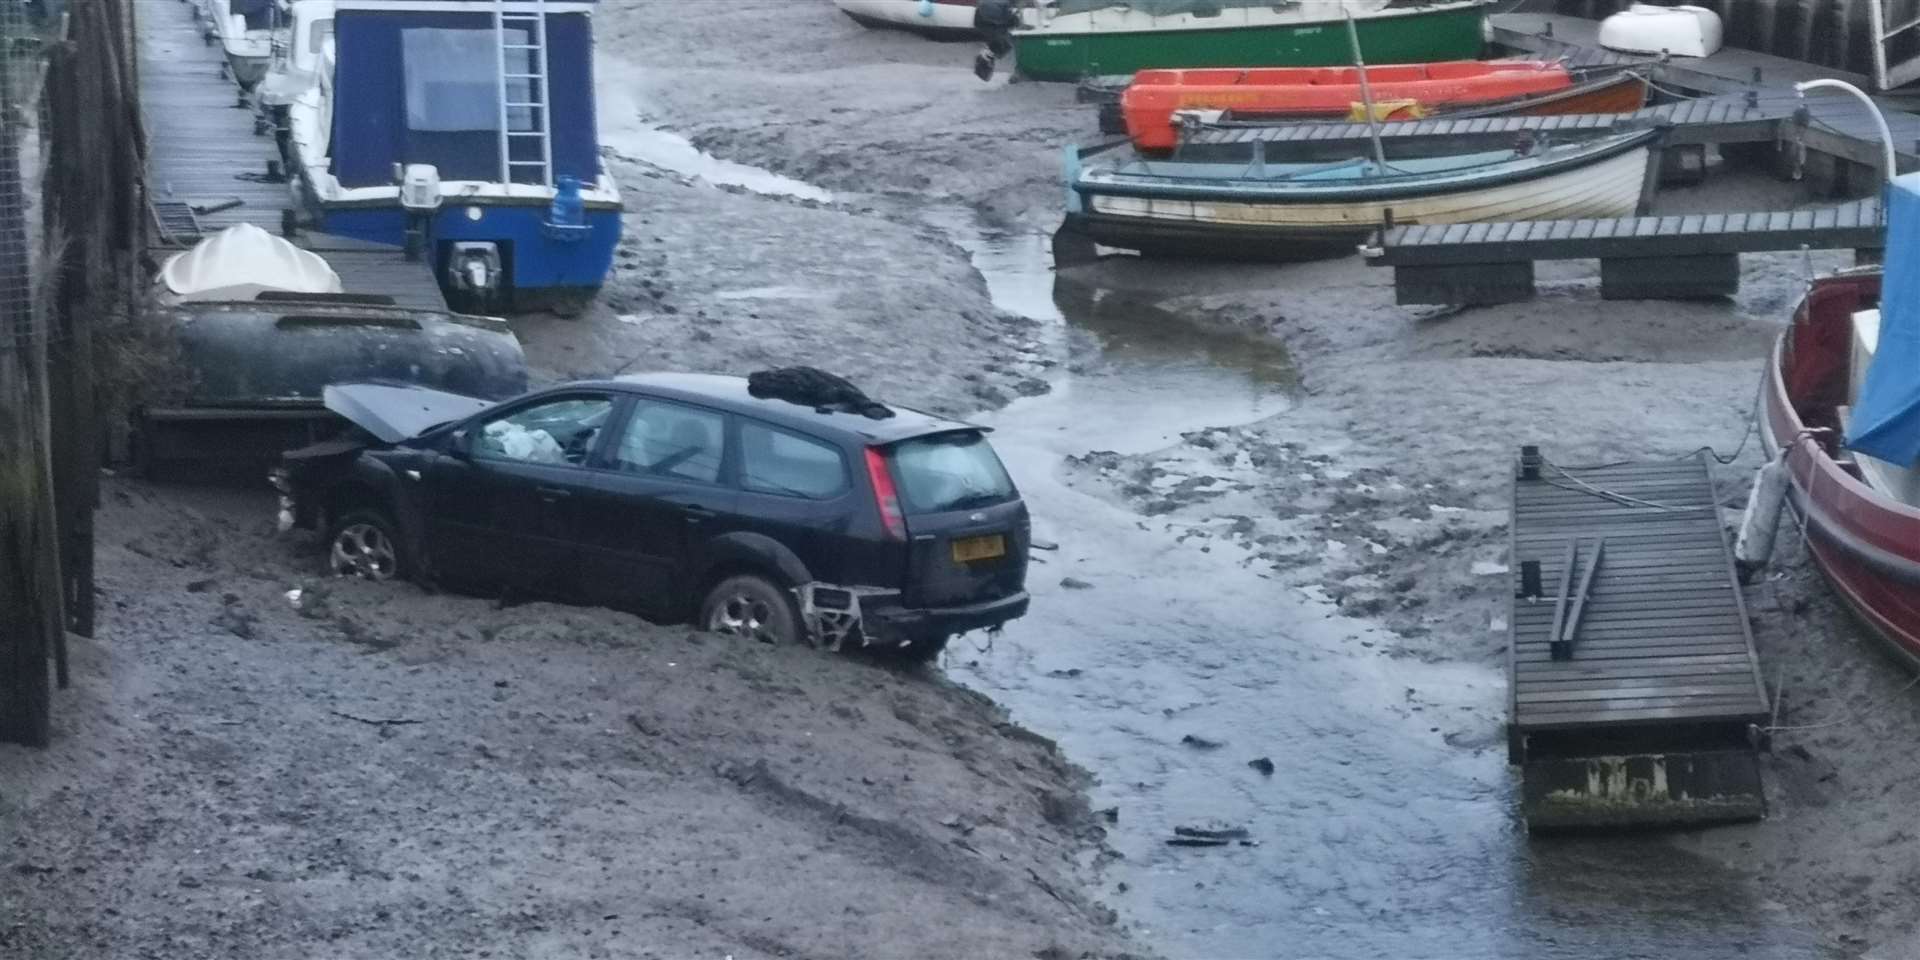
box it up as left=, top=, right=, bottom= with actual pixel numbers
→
left=864, top=447, right=906, bottom=541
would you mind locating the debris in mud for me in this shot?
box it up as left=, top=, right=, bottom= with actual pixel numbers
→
left=1045, top=668, right=1084, bottom=679
left=1247, top=757, right=1275, bottom=776
left=1096, top=807, right=1118, bottom=824
left=1179, top=734, right=1224, bottom=750
left=1059, top=577, right=1094, bottom=590
left=625, top=712, right=662, bottom=737
left=1167, top=824, right=1256, bottom=847
left=212, top=599, right=258, bottom=640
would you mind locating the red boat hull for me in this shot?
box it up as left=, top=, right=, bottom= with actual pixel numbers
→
left=1764, top=271, right=1920, bottom=664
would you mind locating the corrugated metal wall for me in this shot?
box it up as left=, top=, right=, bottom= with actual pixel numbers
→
left=1547, top=0, right=1920, bottom=82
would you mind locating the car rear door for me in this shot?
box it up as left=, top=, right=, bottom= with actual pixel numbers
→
left=884, top=430, right=1029, bottom=609
left=575, top=395, right=735, bottom=618
left=726, top=417, right=870, bottom=583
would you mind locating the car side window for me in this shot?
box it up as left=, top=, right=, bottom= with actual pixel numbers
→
left=612, top=400, right=726, bottom=484
left=472, top=396, right=612, bottom=467
left=740, top=421, right=847, bottom=499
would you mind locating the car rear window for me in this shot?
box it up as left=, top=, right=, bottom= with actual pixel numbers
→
left=887, top=432, right=1015, bottom=514
left=741, top=421, right=847, bottom=499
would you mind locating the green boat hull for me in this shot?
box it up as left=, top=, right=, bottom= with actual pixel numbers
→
left=1013, top=5, right=1490, bottom=81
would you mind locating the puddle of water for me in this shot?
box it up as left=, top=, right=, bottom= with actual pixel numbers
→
left=937, top=218, right=1824, bottom=960
left=596, top=81, right=832, bottom=202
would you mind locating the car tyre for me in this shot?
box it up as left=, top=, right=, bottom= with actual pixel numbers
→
left=327, top=508, right=409, bottom=582
left=700, top=574, right=801, bottom=646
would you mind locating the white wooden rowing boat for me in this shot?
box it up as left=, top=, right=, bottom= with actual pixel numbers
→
left=1066, top=129, right=1656, bottom=258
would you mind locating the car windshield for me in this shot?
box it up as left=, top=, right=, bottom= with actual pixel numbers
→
left=887, top=432, right=1015, bottom=514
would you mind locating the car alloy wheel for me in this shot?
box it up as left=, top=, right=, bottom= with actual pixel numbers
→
left=708, top=590, right=781, bottom=643
left=331, top=520, right=399, bottom=581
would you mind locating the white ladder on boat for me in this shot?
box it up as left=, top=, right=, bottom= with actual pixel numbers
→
left=495, top=0, right=555, bottom=187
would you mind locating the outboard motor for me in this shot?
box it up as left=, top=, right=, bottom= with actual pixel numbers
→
left=447, top=242, right=502, bottom=305
left=973, top=0, right=1018, bottom=81
left=398, top=163, right=443, bottom=262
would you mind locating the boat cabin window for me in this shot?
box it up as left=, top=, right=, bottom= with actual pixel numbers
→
left=400, top=27, right=545, bottom=183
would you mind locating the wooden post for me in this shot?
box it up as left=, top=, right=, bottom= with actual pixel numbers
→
left=0, top=2, right=56, bottom=746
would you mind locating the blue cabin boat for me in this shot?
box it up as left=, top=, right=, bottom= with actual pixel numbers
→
left=277, top=0, right=621, bottom=313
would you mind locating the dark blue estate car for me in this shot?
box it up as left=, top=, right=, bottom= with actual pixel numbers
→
left=276, top=373, right=1031, bottom=661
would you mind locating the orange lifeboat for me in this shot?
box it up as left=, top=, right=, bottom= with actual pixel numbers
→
left=1122, top=60, right=1580, bottom=152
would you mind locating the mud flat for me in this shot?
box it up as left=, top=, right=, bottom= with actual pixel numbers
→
left=0, top=481, right=1136, bottom=959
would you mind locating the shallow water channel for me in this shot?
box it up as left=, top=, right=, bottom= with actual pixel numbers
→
left=612, top=124, right=1826, bottom=958
left=939, top=226, right=1826, bottom=959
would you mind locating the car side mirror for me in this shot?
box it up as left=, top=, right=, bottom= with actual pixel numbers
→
left=447, top=428, right=472, bottom=458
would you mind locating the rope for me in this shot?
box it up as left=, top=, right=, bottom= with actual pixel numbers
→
left=1764, top=669, right=1920, bottom=733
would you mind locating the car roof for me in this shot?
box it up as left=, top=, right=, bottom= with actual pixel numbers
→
left=557, top=373, right=986, bottom=445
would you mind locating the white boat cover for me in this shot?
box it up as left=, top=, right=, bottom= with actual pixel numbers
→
left=159, top=222, right=343, bottom=303
left=1598, top=3, right=1723, bottom=58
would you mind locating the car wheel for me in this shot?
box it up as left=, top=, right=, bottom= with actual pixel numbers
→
left=328, top=509, right=408, bottom=581
left=700, top=574, right=800, bottom=646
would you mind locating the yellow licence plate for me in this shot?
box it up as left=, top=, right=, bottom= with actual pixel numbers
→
left=952, top=535, right=1006, bottom=564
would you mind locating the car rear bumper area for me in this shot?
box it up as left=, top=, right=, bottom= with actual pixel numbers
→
left=870, top=591, right=1030, bottom=638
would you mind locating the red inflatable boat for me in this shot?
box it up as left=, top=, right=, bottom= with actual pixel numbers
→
left=1122, top=60, right=1627, bottom=151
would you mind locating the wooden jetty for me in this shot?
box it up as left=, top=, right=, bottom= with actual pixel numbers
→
left=138, top=0, right=447, bottom=310
left=1181, top=93, right=1786, bottom=156
left=1507, top=448, right=1771, bottom=831
left=1366, top=199, right=1885, bottom=304
left=1496, top=12, right=1920, bottom=176
left=1313, top=11, right=1920, bottom=303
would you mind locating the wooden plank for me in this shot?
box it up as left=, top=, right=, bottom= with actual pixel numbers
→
left=1517, top=692, right=1767, bottom=716
left=1515, top=607, right=1745, bottom=628
left=1515, top=645, right=1754, bottom=665
left=1515, top=616, right=1746, bottom=637
left=1515, top=658, right=1760, bottom=680
left=1518, top=681, right=1762, bottom=704
left=1518, top=672, right=1760, bottom=693
left=1517, top=702, right=1768, bottom=728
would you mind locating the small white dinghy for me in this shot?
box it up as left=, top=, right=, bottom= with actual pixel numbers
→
left=835, top=0, right=980, bottom=41
left=1599, top=3, right=1723, bottom=58
left=159, top=222, right=343, bottom=305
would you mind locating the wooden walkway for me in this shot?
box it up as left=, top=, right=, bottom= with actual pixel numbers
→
left=1507, top=452, right=1770, bottom=828
left=1367, top=198, right=1884, bottom=304
left=1184, top=93, right=1783, bottom=152
left=136, top=0, right=447, bottom=310
left=1495, top=12, right=1920, bottom=175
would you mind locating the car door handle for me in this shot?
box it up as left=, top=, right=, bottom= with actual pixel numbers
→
left=681, top=504, right=716, bottom=521
left=536, top=486, right=572, bottom=501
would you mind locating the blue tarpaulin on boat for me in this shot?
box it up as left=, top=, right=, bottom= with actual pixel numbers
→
left=1848, top=173, right=1920, bottom=466
left=331, top=9, right=600, bottom=188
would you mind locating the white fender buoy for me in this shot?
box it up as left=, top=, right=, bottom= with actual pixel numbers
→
left=1735, top=457, right=1790, bottom=573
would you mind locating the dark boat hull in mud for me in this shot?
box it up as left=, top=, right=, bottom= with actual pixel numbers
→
left=1761, top=270, right=1920, bottom=665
